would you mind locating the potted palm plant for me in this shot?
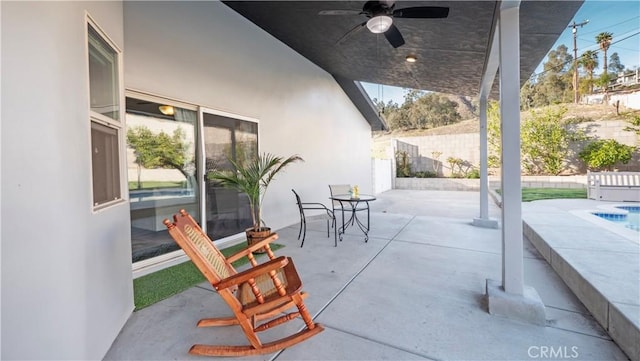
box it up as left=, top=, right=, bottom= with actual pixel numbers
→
left=207, top=152, right=303, bottom=249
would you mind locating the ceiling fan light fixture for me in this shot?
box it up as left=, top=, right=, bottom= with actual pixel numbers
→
left=158, top=105, right=175, bottom=116
left=366, top=15, right=393, bottom=33
left=405, top=55, right=417, bottom=63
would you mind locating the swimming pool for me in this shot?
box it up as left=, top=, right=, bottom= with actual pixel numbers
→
left=592, top=206, right=640, bottom=232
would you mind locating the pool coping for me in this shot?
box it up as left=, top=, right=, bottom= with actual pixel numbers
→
left=522, top=205, right=640, bottom=361
left=569, top=203, right=640, bottom=245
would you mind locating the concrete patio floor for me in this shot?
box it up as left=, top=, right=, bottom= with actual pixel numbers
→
left=105, top=190, right=630, bottom=360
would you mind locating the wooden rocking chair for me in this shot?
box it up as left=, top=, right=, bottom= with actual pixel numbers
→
left=163, top=210, right=323, bottom=357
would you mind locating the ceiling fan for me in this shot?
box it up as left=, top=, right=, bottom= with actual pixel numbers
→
left=319, top=1, right=449, bottom=48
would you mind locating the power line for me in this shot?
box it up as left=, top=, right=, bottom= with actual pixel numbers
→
left=530, top=30, right=640, bottom=80
left=580, top=16, right=640, bottom=36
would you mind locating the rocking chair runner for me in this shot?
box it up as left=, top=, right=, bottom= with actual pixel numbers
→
left=163, top=210, right=323, bottom=357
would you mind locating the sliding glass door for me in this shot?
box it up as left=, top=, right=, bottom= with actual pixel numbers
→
left=202, top=109, right=258, bottom=240
left=125, top=97, right=258, bottom=266
left=126, top=96, right=199, bottom=263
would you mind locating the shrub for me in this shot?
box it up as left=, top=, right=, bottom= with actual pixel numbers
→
left=414, top=171, right=437, bottom=178
left=395, top=151, right=412, bottom=177
left=447, top=157, right=476, bottom=178
left=466, top=168, right=480, bottom=179
left=624, top=113, right=640, bottom=137
left=521, top=106, right=586, bottom=175
left=488, top=104, right=587, bottom=175
left=578, top=139, right=636, bottom=171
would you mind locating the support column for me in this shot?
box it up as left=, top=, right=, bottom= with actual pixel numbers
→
left=498, top=3, right=524, bottom=296
left=473, top=95, right=498, bottom=228
left=485, top=1, right=545, bottom=326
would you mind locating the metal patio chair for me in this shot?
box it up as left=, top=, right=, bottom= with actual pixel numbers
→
left=292, top=189, right=336, bottom=247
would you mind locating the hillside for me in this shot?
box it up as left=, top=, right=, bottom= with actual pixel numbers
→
left=373, top=103, right=640, bottom=139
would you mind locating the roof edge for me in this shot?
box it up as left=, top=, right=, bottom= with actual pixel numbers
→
left=332, top=75, right=388, bottom=131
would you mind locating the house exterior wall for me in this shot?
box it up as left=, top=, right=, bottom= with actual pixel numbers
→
left=1, top=1, right=133, bottom=360
left=1, top=1, right=373, bottom=359
left=123, top=1, right=372, bottom=232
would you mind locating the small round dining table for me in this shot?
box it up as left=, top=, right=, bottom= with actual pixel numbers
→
left=329, top=194, right=376, bottom=242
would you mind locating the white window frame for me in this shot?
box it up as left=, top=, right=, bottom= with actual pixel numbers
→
left=86, top=14, right=127, bottom=211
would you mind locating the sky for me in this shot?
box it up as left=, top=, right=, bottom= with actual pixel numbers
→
left=362, top=0, right=639, bottom=105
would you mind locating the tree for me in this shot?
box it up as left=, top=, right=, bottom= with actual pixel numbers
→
left=608, top=52, right=625, bottom=74
left=579, top=50, right=599, bottom=94
left=373, top=98, right=401, bottom=127
left=595, top=32, right=613, bottom=75
left=376, top=90, right=462, bottom=131
left=595, top=72, right=613, bottom=94
left=520, top=106, right=585, bottom=175
left=522, top=45, right=573, bottom=108
left=127, top=126, right=194, bottom=188
left=487, top=104, right=587, bottom=175
left=407, top=93, right=461, bottom=128
left=486, top=101, right=502, bottom=168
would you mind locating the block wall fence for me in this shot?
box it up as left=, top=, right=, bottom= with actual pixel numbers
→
left=374, top=120, right=640, bottom=178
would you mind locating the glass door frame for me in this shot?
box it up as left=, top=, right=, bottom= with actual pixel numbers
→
left=128, top=97, right=261, bottom=278
left=198, top=107, right=260, bottom=245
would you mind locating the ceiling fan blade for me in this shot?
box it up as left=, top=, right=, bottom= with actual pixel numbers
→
left=392, top=6, right=449, bottom=18
left=319, top=9, right=362, bottom=16
left=384, top=24, right=405, bottom=48
left=336, top=21, right=367, bottom=45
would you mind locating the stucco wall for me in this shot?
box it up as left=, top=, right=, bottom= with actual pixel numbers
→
left=123, top=1, right=373, bottom=233
left=1, top=2, right=133, bottom=360
left=583, top=91, right=640, bottom=110
left=2, top=1, right=373, bottom=359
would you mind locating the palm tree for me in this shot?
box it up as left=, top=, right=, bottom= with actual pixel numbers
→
left=579, top=50, right=599, bottom=94
left=595, top=32, right=613, bottom=75
left=207, top=153, right=303, bottom=232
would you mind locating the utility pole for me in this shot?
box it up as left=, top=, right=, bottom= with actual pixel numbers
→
left=569, top=20, right=589, bottom=104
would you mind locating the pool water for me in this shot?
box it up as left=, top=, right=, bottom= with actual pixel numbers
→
left=593, top=206, right=640, bottom=232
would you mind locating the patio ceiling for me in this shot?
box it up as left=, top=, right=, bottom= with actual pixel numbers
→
left=223, top=1, right=582, bottom=97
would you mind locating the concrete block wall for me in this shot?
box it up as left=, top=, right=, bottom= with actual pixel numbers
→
left=394, top=175, right=588, bottom=191
left=376, top=120, right=639, bottom=177
left=394, top=133, right=480, bottom=177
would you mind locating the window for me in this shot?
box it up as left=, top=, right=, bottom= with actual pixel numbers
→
left=88, top=25, right=120, bottom=120
left=88, top=20, right=122, bottom=208
left=91, top=122, right=120, bottom=205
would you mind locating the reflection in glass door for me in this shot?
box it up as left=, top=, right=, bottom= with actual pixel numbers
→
left=126, top=96, right=199, bottom=263
left=202, top=110, right=258, bottom=240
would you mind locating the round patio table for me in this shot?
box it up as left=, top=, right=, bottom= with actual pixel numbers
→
left=329, top=194, right=376, bottom=242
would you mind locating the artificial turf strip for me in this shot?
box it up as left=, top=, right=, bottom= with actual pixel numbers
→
left=495, top=187, right=587, bottom=202
left=133, top=242, right=284, bottom=310
left=520, top=188, right=587, bottom=202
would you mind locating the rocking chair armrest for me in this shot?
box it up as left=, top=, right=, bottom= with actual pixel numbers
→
left=226, top=233, right=279, bottom=263
left=214, top=256, right=289, bottom=291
